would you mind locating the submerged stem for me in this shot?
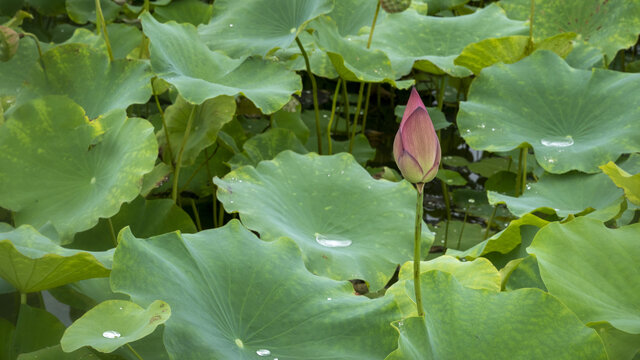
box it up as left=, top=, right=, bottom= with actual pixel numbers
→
left=328, top=79, right=342, bottom=155
left=107, top=218, right=117, bottom=247
left=341, top=80, right=350, bottom=134
left=295, top=36, right=322, bottom=154
left=414, top=183, right=425, bottom=317
left=126, top=344, right=144, bottom=360
left=172, top=106, right=196, bottom=203
left=361, top=83, right=372, bottom=133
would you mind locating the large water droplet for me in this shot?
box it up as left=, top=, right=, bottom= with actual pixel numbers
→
left=540, top=136, right=574, bottom=147
left=256, top=349, right=271, bottom=356
left=229, top=24, right=234, bottom=28
left=235, top=339, right=244, bottom=348
left=315, top=233, right=352, bottom=248
left=102, top=330, right=121, bottom=339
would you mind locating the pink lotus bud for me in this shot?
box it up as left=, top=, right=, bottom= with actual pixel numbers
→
left=393, top=88, right=441, bottom=184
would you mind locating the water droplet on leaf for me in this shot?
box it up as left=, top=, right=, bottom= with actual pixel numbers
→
left=102, top=331, right=121, bottom=339
left=256, top=349, right=271, bottom=356
left=315, top=233, right=352, bottom=248
left=540, top=136, right=574, bottom=147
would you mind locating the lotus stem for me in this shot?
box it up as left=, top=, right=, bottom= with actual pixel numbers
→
left=527, top=0, right=535, bottom=52
left=180, top=144, right=218, bottom=193
left=361, top=83, right=372, bottom=133
left=521, top=148, right=528, bottom=193
left=126, top=344, right=144, bottom=360
left=457, top=202, right=470, bottom=249
left=20, top=292, right=26, bottom=304
left=172, top=106, right=196, bottom=203
left=152, top=79, right=175, bottom=167
left=438, top=129, right=452, bottom=249
left=516, top=147, right=524, bottom=196
left=414, top=183, right=425, bottom=317
left=295, top=36, right=322, bottom=154
left=190, top=198, right=202, bottom=231
left=341, top=79, right=350, bottom=134
left=328, top=79, right=342, bottom=155
left=349, top=82, right=365, bottom=152
left=107, top=218, right=117, bottom=247
left=484, top=205, right=497, bottom=239
left=95, top=0, right=114, bottom=61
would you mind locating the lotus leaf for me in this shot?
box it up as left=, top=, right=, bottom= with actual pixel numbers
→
left=447, top=213, right=548, bottom=259
left=141, top=13, right=301, bottom=114
left=11, top=305, right=66, bottom=358
left=0, top=225, right=113, bottom=293
left=153, top=0, right=212, bottom=26
left=369, top=4, right=527, bottom=77
left=386, top=271, right=607, bottom=359
left=500, top=0, right=640, bottom=59
left=66, top=0, right=120, bottom=24
left=159, top=95, right=236, bottom=166
left=198, top=0, right=333, bottom=58
left=601, top=161, right=640, bottom=206
left=214, top=151, right=433, bottom=290
left=111, top=221, right=400, bottom=359
left=488, top=172, right=625, bottom=220
left=61, top=300, right=170, bottom=353
left=71, top=197, right=196, bottom=251
left=0, top=96, right=157, bottom=241
left=63, top=23, right=143, bottom=59
left=528, top=217, right=640, bottom=334
left=228, top=128, right=308, bottom=169
left=17, top=345, right=99, bottom=359
left=458, top=50, right=640, bottom=173
left=14, top=43, right=152, bottom=119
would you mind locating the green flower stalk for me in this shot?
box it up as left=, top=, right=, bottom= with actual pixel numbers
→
left=393, top=87, right=441, bottom=317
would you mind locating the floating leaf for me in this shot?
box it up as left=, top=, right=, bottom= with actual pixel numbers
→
left=601, top=161, right=640, bottom=206
left=447, top=213, right=548, bottom=260
left=500, top=0, right=640, bottom=59
left=454, top=33, right=576, bottom=75
left=228, top=128, right=308, bottom=169
left=0, top=96, right=157, bottom=241
left=160, top=95, right=236, bottom=166
left=61, top=300, right=170, bottom=353
left=65, top=0, right=121, bottom=24
left=214, top=151, right=433, bottom=290
left=16, top=43, right=152, bottom=118
left=71, top=197, right=196, bottom=251
left=0, top=225, right=113, bottom=293
left=11, top=304, right=66, bottom=358
left=111, top=221, right=400, bottom=359
left=141, top=13, right=301, bottom=114
left=488, top=172, right=625, bottom=221
left=528, top=217, right=640, bottom=334
left=386, top=271, right=607, bottom=359
left=458, top=50, right=640, bottom=173
left=198, top=0, right=333, bottom=58
left=436, top=169, right=467, bottom=186
left=153, top=0, right=213, bottom=26
left=370, top=4, right=527, bottom=77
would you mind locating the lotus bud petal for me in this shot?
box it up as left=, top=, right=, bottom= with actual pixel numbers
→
left=393, top=88, right=441, bottom=184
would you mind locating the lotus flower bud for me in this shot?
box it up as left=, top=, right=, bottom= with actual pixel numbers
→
left=381, top=0, right=411, bottom=13
left=393, top=88, right=441, bottom=184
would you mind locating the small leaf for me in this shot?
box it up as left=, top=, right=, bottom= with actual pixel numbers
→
left=61, top=300, right=170, bottom=353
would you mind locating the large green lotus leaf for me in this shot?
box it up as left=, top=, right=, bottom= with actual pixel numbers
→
left=488, top=172, right=625, bottom=221
left=454, top=33, right=576, bottom=75
left=590, top=322, right=640, bottom=360
left=0, top=225, right=113, bottom=293
left=153, top=0, right=213, bottom=26
left=159, top=95, right=236, bottom=166
left=601, top=161, right=640, bottom=206
left=273, top=30, right=339, bottom=79
left=386, top=271, right=607, bottom=359
left=528, top=217, right=640, bottom=334
left=0, top=97, right=157, bottom=241
left=66, top=0, right=121, bottom=24
left=401, top=257, right=501, bottom=291
left=301, top=110, right=376, bottom=165
left=565, top=39, right=606, bottom=70
left=141, top=13, right=301, bottom=114
left=447, top=213, right=548, bottom=259
left=62, top=23, right=143, bottom=60
left=228, top=128, right=308, bottom=169
left=15, top=43, right=152, bottom=119
left=214, top=151, right=433, bottom=290
left=323, top=0, right=383, bottom=36
left=61, top=300, right=170, bottom=353
left=458, top=50, right=640, bottom=173
left=312, top=16, right=413, bottom=88
left=0, top=37, right=48, bottom=99
left=502, top=254, right=547, bottom=291
left=111, top=221, right=401, bottom=359
left=500, top=0, right=640, bottom=59
left=71, top=197, right=196, bottom=251
left=368, top=4, right=527, bottom=77
left=198, top=0, right=333, bottom=58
